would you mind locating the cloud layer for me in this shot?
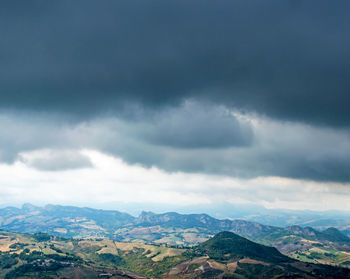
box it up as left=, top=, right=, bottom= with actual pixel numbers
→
left=1, top=150, right=350, bottom=211
left=0, top=1, right=350, bottom=126
left=1, top=103, right=349, bottom=182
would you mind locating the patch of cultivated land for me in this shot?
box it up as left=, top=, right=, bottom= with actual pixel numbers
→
left=114, top=241, right=184, bottom=261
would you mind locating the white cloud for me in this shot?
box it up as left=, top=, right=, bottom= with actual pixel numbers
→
left=0, top=149, right=349, bottom=211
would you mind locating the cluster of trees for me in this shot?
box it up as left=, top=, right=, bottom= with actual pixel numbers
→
left=0, top=252, right=18, bottom=269
left=19, top=250, right=44, bottom=262
left=98, top=253, right=124, bottom=266
left=4, top=262, right=63, bottom=279
left=8, top=242, right=28, bottom=249
left=3, top=249, right=82, bottom=279
left=33, top=232, right=51, bottom=242
left=49, top=244, right=63, bottom=254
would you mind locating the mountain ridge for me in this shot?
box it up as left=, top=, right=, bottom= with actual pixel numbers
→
left=1, top=203, right=349, bottom=243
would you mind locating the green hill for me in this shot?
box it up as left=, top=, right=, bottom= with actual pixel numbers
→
left=190, top=231, right=291, bottom=263
left=318, top=227, right=350, bottom=243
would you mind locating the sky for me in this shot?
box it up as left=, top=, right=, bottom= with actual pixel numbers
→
left=0, top=0, right=350, bottom=213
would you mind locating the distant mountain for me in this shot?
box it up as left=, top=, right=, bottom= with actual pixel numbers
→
left=0, top=203, right=134, bottom=238
left=0, top=204, right=279, bottom=239
left=264, top=224, right=350, bottom=245
left=321, top=227, right=350, bottom=242
left=1, top=204, right=350, bottom=267
left=238, top=209, right=350, bottom=231
left=298, top=218, right=350, bottom=237
left=123, top=202, right=350, bottom=230
left=135, top=210, right=276, bottom=237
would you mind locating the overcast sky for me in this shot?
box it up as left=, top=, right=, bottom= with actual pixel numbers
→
left=1, top=0, right=350, bottom=212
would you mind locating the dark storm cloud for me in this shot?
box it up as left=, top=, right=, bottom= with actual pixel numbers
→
left=1, top=0, right=350, bottom=126
left=1, top=1, right=350, bottom=183
left=1, top=108, right=350, bottom=182
left=138, top=102, right=253, bottom=148
left=121, top=119, right=350, bottom=182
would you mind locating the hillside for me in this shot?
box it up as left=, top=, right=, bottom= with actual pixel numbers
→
left=189, top=231, right=291, bottom=263
left=165, top=232, right=350, bottom=278
left=0, top=230, right=183, bottom=279
left=1, top=230, right=350, bottom=279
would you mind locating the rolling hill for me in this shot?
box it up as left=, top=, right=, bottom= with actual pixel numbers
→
left=189, top=231, right=291, bottom=263
left=1, top=204, right=350, bottom=267
left=1, top=230, right=350, bottom=278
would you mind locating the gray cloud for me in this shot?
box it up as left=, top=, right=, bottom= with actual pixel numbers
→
left=136, top=101, right=253, bottom=148
left=0, top=1, right=349, bottom=126
left=19, top=149, right=92, bottom=171
left=1, top=106, right=349, bottom=182
left=0, top=1, right=349, bottom=183
left=0, top=113, right=67, bottom=163
left=128, top=120, right=350, bottom=182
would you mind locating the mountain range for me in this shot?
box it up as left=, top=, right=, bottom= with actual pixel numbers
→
left=1, top=204, right=350, bottom=268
